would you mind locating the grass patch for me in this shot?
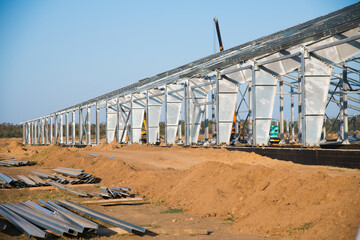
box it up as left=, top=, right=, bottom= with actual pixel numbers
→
left=140, top=224, right=160, bottom=228
left=160, top=208, right=183, bottom=214
left=294, top=222, right=314, bottom=231
left=327, top=168, right=345, bottom=172
left=151, top=199, right=164, bottom=205
left=287, top=221, right=315, bottom=235
left=37, top=160, right=44, bottom=166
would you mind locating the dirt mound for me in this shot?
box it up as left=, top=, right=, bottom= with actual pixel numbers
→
left=92, top=141, right=123, bottom=150
left=19, top=141, right=360, bottom=239
left=0, top=140, right=27, bottom=154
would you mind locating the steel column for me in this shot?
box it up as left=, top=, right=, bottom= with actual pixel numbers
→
left=279, top=76, right=284, bottom=144
left=96, top=102, right=100, bottom=145
left=116, top=97, right=120, bottom=143
left=297, top=69, right=302, bottom=142
left=66, top=112, right=69, bottom=145
left=72, top=110, right=76, bottom=145
left=342, top=62, right=349, bottom=144
left=204, top=102, right=209, bottom=141
left=45, top=117, right=49, bottom=145
left=50, top=116, right=53, bottom=143
left=79, top=107, right=83, bottom=144
left=34, top=121, right=37, bottom=144
left=41, top=118, right=45, bottom=144
left=290, top=87, right=295, bottom=142
left=248, top=80, right=252, bottom=145
left=22, top=123, right=25, bottom=144
left=86, top=106, right=91, bottom=145
left=60, top=114, right=63, bottom=144
left=353, top=114, right=357, bottom=139
left=54, top=115, right=58, bottom=143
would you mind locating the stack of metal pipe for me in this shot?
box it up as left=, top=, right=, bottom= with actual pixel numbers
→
left=93, top=186, right=132, bottom=199
left=0, top=199, right=146, bottom=239
left=0, top=160, right=35, bottom=167
left=51, top=167, right=95, bottom=183
left=0, top=167, right=97, bottom=189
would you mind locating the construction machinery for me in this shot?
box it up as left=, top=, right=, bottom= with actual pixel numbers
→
left=213, top=17, right=224, bottom=52
left=269, top=122, right=280, bottom=144
left=140, top=112, right=147, bottom=143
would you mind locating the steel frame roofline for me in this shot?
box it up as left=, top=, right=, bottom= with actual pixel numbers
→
left=24, top=2, right=360, bottom=122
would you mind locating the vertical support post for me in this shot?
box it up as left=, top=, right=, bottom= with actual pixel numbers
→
left=291, top=87, right=295, bottom=142
left=87, top=106, right=91, bottom=145
left=297, top=69, right=302, bottom=143
left=72, top=110, right=76, bottom=145
left=211, top=89, right=216, bottom=141
left=22, top=123, right=26, bottom=144
left=178, top=120, right=182, bottom=142
left=41, top=118, right=45, bottom=144
left=34, top=121, right=38, bottom=144
left=279, top=76, right=284, bottom=144
left=286, top=119, right=289, bottom=141
left=353, top=114, right=357, bottom=139
left=66, top=112, right=69, bottom=145
left=251, top=63, right=257, bottom=146
left=322, top=119, right=326, bottom=142
left=28, top=122, right=31, bottom=144
left=248, top=80, right=252, bottom=145
left=59, top=114, right=63, bottom=144
left=215, top=71, right=220, bottom=145
left=204, top=101, right=209, bottom=141
left=54, top=115, right=58, bottom=143
left=184, top=80, right=190, bottom=145
left=50, top=116, right=53, bottom=143
left=86, top=106, right=91, bottom=145
left=79, top=107, right=83, bottom=144
left=164, top=87, right=168, bottom=145
left=130, top=94, right=134, bottom=144
left=45, top=117, right=49, bottom=145
left=116, top=97, right=120, bottom=143
left=342, top=62, right=349, bottom=144
left=96, top=102, right=100, bottom=145
left=300, top=50, right=306, bottom=147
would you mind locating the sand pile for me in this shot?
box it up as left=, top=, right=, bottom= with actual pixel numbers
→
left=0, top=139, right=27, bottom=154
left=30, top=145, right=360, bottom=240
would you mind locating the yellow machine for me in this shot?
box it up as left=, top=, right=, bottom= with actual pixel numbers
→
left=141, top=113, right=147, bottom=142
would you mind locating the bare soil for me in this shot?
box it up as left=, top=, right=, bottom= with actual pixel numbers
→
left=0, top=138, right=359, bottom=240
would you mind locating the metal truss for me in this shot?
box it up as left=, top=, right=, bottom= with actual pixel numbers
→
left=22, top=3, right=360, bottom=147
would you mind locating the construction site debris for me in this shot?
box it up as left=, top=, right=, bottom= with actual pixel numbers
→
left=81, top=197, right=145, bottom=206
left=93, top=186, right=132, bottom=199
left=0, top=168, right=97, bottom=189
left=0, top=160, right=35, bottom=167
left=46, top=181, right=92, bottom=197
left=52, top=167, right=96, bottom=182
left=56, top=199, right=146, bottom=233
left=0, top=203, right=47, bottom=239
left=0, top=199, right=106, bottom=238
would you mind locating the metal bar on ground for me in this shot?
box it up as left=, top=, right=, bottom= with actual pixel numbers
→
left=4, top=202, right=68, bottom=236
left=38, top=199, right=98, bottom=230
left=0, top=204, right=47, bottom=239
left=56, top=199, right=146, bottom=233
left=46, top=181, right=92, bottom=197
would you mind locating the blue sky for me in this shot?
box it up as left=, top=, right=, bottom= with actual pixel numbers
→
left=0, top=0, right=358, bottom=124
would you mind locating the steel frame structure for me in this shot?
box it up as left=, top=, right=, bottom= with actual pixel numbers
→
left=22, top=3, right=360, bottom=147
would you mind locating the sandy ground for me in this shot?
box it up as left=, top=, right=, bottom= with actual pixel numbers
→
left=0, top=138, right=359, bottom=240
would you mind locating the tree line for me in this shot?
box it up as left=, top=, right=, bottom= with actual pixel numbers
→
left=1, top=115, right=359, bottom=139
